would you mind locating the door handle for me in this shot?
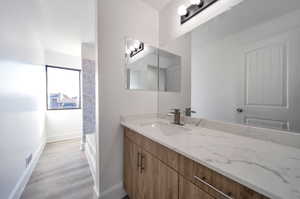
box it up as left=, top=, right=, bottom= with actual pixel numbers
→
left=236, top=108, right=244, bottom=113
left=137, top=152, right=141, bottom=170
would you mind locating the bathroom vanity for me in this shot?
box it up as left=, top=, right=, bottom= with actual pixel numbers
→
left=121, top=115, right=300, bottom=199
left=122, top=1, right=300, bottom=198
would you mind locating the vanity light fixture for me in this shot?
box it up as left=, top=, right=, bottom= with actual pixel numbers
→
left=127, top=41, right=144, bottom=58
left=178, top=0, right=219, bottom=24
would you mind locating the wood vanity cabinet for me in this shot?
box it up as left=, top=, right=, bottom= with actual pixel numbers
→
left=124, top=136, right=142, bottom=199
left=124, top=128, right=270, bottom=199
left=124, top=131, right=178, bottom=199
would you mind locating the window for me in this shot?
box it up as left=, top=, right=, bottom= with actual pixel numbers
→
left=46, top=66, right=81, bottom=110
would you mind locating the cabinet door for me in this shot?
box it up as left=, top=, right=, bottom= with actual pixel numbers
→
left=124, top=137, right=133, bottom=198
left=133, top=143, right=143, bottom=199
left=124, top=137, right=142, bottom=199
left=179, top=176, right=215, bottom=199
left=142, top=150, right=178, bottom=199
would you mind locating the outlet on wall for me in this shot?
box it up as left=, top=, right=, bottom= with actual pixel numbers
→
left=25, top=153, right=33, bottom=168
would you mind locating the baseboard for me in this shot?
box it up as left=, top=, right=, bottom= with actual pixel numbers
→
left=47, top=133, right=81, bottom=143
left=85, top=139, right=126, bottom=199
left=84, top=140, right=97, bottom=185
left=8, top=140, right=46, bottom=199
left=100, top=182, right=127, bottom=199
left=93, top=185, right=100, bottom=198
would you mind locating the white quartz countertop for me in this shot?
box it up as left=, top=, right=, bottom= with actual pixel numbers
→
left=121, top=116, right=300, bottom=199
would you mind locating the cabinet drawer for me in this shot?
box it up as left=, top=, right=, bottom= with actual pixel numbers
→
left=156, top=144, right=178, bottom=170
left=193, top=163, right=237, bottom=199
left=125, top=128, right=178, bottom=170
left=179, top=154, right=269, bottom=199
left=158, top=145, right=178, bottom=170
left=124, top=128, right=142, bottom=145
left=193, top=162, right=270, bottom=199
left=178, top=154, right=195, bottom=181
left=179, top=175, right=215, bottom=199
left=142, top=135, right=179, bottom=170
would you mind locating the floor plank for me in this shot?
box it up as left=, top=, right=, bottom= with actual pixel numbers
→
left=21, top=139, right=97, bottom=199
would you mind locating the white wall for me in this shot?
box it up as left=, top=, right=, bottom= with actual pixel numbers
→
left=0, top=62, right=46, bottom=199
left=82, top=43, right=96, bottom=61
left=0, top=0, right=44, bottom=65
left=158, top=33, right=192, bottom=114
left=46, top=110, right=82, bottom=142
left=0, top=0, right=95, bottom=198
left=45, top=50, right=81, bottom=69
left=97, top=0, right=159, bottom=198
left=44, top=50, right=83, bottom=142
left=159, top=0, right=243, bottom=46
left=0, top=1, right=47, bottom=199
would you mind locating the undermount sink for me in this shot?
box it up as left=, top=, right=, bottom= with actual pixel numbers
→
left=139, top=121, right=191, bottom=136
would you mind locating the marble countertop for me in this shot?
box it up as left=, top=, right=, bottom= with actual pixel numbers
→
left=121, top=115, right=300, bottom=199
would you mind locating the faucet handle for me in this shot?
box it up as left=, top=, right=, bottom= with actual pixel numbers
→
left=169, top=108, right=180, bottom=114
left=168, top=108, right=183, bottom=126
left=185, top=108, right=196, bottom=116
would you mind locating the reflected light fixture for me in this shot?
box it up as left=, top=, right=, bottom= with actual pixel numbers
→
left=178, top=0, right=218, bottom=24
left=126, top=49, right=131, bottom=55
left=190, top=0, right=203, bottom=5
left=129, top=46, right=135, bottom=52
left=177, top=5, right=188, bottom=16
left=127, top=41, right=144, bottom=58
left=134, top=41, right=141, bottom=49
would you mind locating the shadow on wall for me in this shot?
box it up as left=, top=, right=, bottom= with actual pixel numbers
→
left=0, top=95, right=41, bottom=112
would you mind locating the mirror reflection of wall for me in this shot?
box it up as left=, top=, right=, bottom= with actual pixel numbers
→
left=158, top=0, right=300, bottom=133
left=158, top=49, right=181, bottom=92
left=158, top=34, right=191, bottom=114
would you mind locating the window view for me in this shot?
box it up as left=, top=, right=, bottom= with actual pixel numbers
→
left=46, top=66, right=81, bottom=110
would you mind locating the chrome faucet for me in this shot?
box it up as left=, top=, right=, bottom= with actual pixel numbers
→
left=168, top=109, right=184, bottom=126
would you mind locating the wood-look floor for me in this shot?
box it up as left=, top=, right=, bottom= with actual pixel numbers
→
left=21, top=139, right=97, bottom=199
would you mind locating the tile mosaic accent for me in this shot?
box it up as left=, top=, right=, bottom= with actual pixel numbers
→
left=82, top=59, right=96, bottom=134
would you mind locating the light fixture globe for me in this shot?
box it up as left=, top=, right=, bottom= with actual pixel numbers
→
left=126, top=49, right=131, bottom=55
left=134, top=41, right=141, bottom=49
left=177, top=5, right=188, bottom=16
left=129, top=46, right=135, bottom=52
left=190, top=0, right=203, bottom=6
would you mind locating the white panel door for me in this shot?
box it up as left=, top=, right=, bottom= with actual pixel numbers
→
left=239, top=31, right=300, bottom=132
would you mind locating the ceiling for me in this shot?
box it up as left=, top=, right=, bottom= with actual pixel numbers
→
left=39, top=0, right=96, bottom=56
left=140, top=0, right=173, bottom=11
left=0, top=0, right=96, bottom=57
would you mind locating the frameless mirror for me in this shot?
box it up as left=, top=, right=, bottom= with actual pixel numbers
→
left=158, top=0, right=300, bottom=133
left=125, top=39, right=181, bottom=92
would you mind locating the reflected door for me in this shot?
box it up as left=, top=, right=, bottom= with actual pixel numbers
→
left=240, top=31, right=300, bottom=132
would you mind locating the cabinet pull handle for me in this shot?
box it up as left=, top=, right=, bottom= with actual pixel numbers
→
left=194, top=176, right=234, bottom=199
left=137, top=152, right=141, bottom=169
left=141, top=154, right=145, bottom=173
